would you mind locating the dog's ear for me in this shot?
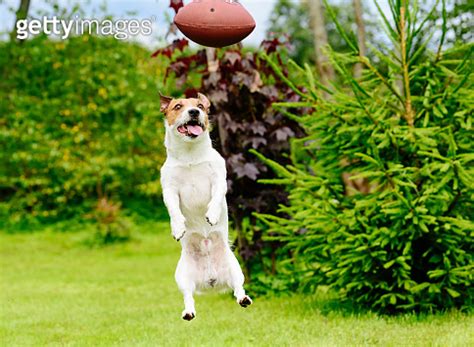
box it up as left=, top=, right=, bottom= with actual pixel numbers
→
left=159, top=93, right=173, bottom=113
left=197, top=93, right=211, bottom=110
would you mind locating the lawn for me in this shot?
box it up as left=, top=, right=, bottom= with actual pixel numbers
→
left=1, top=222, right=472, bottom=346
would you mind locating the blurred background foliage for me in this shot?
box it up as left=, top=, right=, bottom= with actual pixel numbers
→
left=0, top=34, right=168, bottom=230
left=267, top=0, right=376, bottom=64
left=267, top=0, right=472, bottom=65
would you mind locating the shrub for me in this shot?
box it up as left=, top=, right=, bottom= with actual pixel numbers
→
left=0, top=35, right=167, bottom=228
left=88, top=197, right=131, bottom=245
left=256, top=2, right=473, bottom=312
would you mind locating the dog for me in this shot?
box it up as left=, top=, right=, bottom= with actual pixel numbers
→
left=159, top=93, right=252, bottom=321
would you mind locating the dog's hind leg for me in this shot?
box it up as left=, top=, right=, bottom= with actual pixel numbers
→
left=181, top=289, right=195, bottom=321
left=226, top=248, right=253, bottom=308
left=175, top=257, right=196, bottom=321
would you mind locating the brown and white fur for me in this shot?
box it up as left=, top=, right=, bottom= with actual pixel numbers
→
left=159, top=93, right=252, bottom=321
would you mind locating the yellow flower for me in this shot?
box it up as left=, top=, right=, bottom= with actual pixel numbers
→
left=53, top=62, right=62, bottom=69
left=60, top=123, right=67, bottom=130
left=87, top=102, right=98, bottom=111
left=61, top=109, right=71, bottom=116
left=98, top=87, right=108, bottom=99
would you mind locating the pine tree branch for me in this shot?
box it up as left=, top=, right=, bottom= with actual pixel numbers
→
left=446, top=191, right=461, bottom=215
left=261, top=52, right=309, bottom=100
left=435, top=0, right=447, bottom=63
left=360, top=57, right=404, bottom=105
left=353, top=0, right=367, bottom=78
left=400, top=5, right=415, bottom=126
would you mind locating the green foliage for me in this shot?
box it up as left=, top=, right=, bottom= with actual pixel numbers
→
left=267, top=0, right=377, bottom=64
left=0, top=35, right=166, bottom=228
left=88, top=197, right=131, bottom=245
left=447, top=0, right=473, bottom=44
left=267, top=0, right=314, bottom=64
left=256, top=2, right=473, bottom=312
left=423, top=0, right=473, bottom=45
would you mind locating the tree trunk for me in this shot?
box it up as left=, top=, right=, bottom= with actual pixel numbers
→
left=206, top=48, right=218, bottom=73
left=10, top=0, right=31, bottom=42
left=353, top=0, right=367, bottom=78
left=308, top=0, right=334, bottom=86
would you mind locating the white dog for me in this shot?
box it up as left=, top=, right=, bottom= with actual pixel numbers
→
left=159, top=93, right=252, bottom=321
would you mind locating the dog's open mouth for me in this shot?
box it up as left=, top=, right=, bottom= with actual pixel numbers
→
left=177, top=120, right=204, bottom=138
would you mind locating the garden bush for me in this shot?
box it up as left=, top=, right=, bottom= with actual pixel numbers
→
left=256, top=2, right=473, bottom=312
left=0, top=35, right=167, bottom=228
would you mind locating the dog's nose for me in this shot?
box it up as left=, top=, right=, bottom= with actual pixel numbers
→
left=188, top=108, right=200, bottom=118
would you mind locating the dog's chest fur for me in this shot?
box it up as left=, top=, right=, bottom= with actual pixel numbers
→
left=173, top=162, right=213, bottom=223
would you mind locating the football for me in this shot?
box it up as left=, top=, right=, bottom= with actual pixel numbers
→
left=174, top=0, right=256, bottom=48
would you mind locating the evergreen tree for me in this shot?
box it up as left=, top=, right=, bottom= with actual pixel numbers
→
left=256, top=0, right=473, bottom=312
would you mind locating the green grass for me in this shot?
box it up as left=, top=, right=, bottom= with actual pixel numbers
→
left=1, top=222, right=472, bottom=346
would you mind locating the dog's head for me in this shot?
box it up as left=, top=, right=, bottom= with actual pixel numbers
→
left=160, top=93, right=211, bottom=142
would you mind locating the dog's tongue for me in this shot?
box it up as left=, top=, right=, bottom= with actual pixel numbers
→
left=187, top=125, right=203, bottom=136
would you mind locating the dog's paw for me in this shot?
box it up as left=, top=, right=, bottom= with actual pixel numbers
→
left=238, top=295, right=253, bottom=308
left=182, top=310, right=196, bottom=321
left=205, top=208, right=220, bottom=226
left=205, top=216, right=217, bottom=226
left=173, top=230, right=186, bottom=242
left=171, top=221, right=186, bottom=241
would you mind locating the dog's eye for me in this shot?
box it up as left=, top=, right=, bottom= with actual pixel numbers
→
left=197, top=104, right=204, bottom=110
left=173, top=104, right=182, bottom=110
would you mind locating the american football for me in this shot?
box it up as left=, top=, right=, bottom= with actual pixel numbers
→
left=174, top=0, right=256, bottom=48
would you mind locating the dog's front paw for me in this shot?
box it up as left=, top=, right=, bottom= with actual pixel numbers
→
left=205, top=207, right=221, bottom=226
left=171, top=220, right=186, bottom=241
left=173, top=230, right=186, bottom=242
left=238, top=295, right=253, bottom=308
left=182, top=310, right=196, bottom=321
